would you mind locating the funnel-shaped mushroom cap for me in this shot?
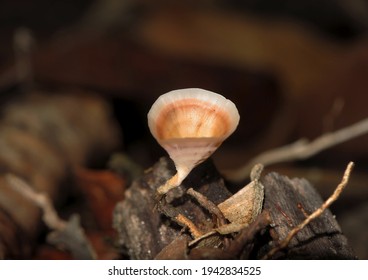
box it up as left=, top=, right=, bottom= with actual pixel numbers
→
left=148, top=88, right=240, bottom=191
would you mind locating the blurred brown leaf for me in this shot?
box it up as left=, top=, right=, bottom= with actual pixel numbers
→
left=74, top=167, right=126, bottom=231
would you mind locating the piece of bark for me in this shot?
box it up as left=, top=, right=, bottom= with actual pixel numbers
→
left=260, top=172, right=356, bottom=259
left=114, top=158, right=356, bottom=259
left=0, top=90, right=121, bottom=259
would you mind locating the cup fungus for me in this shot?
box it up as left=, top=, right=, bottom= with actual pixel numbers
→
left=148, top=88, right=240, bottom=195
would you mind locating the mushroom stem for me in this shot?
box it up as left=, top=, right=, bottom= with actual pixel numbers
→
left=156, top=166, right=191, bottom=195
left=157, top=173, right=179, bottom=195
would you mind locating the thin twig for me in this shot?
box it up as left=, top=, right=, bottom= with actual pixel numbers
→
left=262, top=161, right=354, bottom=259
left=176, top=214, right=204, bottom=239
left=188, top=229, right=217, bottom=247
left=5, top=174, right=66, bottom=230
left=5, top=174, right=97, bottom=259
left=225, top=116, right=368, bottom=182
left=187, top=188, right=227, bottom=224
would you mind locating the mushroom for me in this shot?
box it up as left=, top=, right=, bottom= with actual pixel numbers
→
left=148, top=88, right=240, bottom=196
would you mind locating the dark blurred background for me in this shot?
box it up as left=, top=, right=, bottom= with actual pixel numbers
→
left=0, top=0, right=368, bottom=258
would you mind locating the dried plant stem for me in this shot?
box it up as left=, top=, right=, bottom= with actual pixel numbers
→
left=5, top=174, right=97, bottom=259
left=225, top=117, right=368, bottom=182
left=188, top=229, right=217, bottom=247
left=5, top=174, right=66, bottom=230
left=176, top=214, right=203, bottom=239
left=187, top=188, right=226, bottom=224
left=262, top=161, right=354, bottom=259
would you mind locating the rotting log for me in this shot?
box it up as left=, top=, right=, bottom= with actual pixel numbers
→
left=114, top=157, right=356, bottom=259
left=0, top=90, right=120, bottom=259
left=260, top=173, right=355, bottom=259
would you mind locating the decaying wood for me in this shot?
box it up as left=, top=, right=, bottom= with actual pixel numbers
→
left=113, top=157, right=232, bottom=259
left=113, top=157, right=355, bottom=259
left=262, top=162, right=354, bottom=259
left=260, top=171, right=356, bottom=259
left=0, top=90, right=120, bottom=259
